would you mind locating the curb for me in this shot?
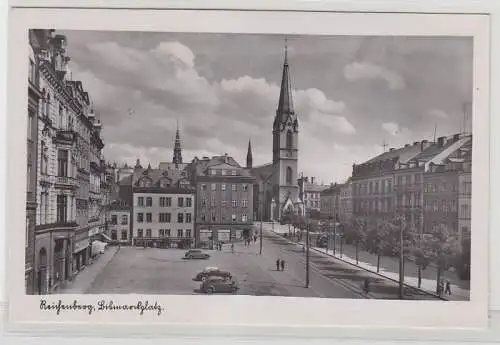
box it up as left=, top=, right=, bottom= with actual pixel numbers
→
left=270, top=229, right=447, bottom=301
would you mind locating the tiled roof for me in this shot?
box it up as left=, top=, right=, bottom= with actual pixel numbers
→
left=131, top=167, right=190, bottom=187
left=365, top=144, right=422, bottom=165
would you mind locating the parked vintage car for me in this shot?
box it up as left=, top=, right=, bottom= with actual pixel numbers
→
left=200, top=276, right=239, bottom=294
left=193, top=267, right=232, bottom=281
left=183, top=249, right=210, bottom=260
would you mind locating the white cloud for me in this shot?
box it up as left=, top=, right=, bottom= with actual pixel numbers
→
left=382, top=122, right=401, bottom=136
left=309, top=111, right=356, bottom=135
left=344, top=61, right=405, bottom=90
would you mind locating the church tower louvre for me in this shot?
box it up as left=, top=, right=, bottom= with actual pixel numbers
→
left=173, top=121, right=183, bottom=167
left=271, top=40, right=300, bottom=220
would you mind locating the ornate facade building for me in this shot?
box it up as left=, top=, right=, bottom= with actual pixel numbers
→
left=251, top=45, right=303, bottom=221
left=29, top=29, right=108, bottom=294
left=298, top=176, right=327, bottom=218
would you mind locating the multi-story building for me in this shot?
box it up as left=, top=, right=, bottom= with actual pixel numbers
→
left=189, top=154, right=256, bottom=248
left=458, top=158, right=472, bottom=244
left=107, top=200, right=132, bottom=244
left=131, top=167, right=195, bottom=248
left=26, top=30, right=43, bottom=294
left=339, top=179, right=353, bottom=222
left=320, top=183, right=341, bottom=220
left=298, top=176, right=327, bottom=218
left=31, top=30, right=107, bottom=294
left=423, top=134, right=472, bottom=238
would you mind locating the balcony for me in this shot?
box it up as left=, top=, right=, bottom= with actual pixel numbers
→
left=54, top=176, right=79, bottom=190
left=54, top=129, right=77, bottom=145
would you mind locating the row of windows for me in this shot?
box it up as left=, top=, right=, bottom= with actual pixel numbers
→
left=306, top=200, right=320, bottom=208
left=137, top=196, right=193, bottom=208
left=353, top=179, right=394, bottom=196
left=200, top=213, right=249, bottom=222
left=209, top=169, right=238, bottom=176
left=110, top=215, right=128, bottom=225
left=200, top=199, right=249, bottom=207
left=136, top=212, right=192, bottom=223
left=423, top=182, right=458, bottom=193
left=201, top=183, right=249, bottom=192
left=111, top=230, right=128, bottom=241
left=304, top=192, right=320, bottom=200
left=354, top=199, right=394, bottom=213
left=136, top=229, right=192, bottom=238
left=423, top=199, right=458, bottom=213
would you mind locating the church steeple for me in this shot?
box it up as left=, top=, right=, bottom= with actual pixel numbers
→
left=246, top=139, right=253, bottom=169
left=274, top=39, right=295, bottom=131
left=173, top=120, right=183, bottom=166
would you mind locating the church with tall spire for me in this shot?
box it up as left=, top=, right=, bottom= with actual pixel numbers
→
left=173, top=122, right=183, bottom=166
left=250, top=41, right=304, bottom=221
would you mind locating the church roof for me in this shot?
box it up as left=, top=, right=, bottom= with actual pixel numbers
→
left=274, top=43, right=297, bottom=131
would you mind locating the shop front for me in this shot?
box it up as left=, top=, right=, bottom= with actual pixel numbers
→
left=73, top=237, right=90, bottom=273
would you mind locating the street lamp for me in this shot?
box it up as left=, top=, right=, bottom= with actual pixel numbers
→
left=396, top=209, right=405, bottom=300
left=259, top=199, right=263, bottom=255
left=305, top=218, right=310, bottom=288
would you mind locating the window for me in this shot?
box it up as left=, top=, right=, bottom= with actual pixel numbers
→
left=397, top=176, right=403, bottom=185
left=111, top=215, right=118, bottom=225
left=242, top=200, right=248, bottom=208
left=159, top=229, right=165, bottom=237
left=185, top=229, right=192, bottom=238
left=231, top=170, right=237, bottom=176
left=286, top=167, right=292, bottom=185
left=177, top=229, right=183, bottom=237
left=242, top=184, right=248, bottom=192
left=146, top=229, right=152, bottom=238
left=375, top=182, right=379, bottom=194
left=186, top=197, right=192, bottom=207
left=221, top=184, right=226, bottom=191
left=165, top=229, right=171, bottom=237
left=415, top=174, right=421, bottom=183
left=177, top=213, right=184, bottom=223
left=433, top=201, right=438, bottom=212
left=178, top=197, right=184, bottom=207
left=146, top=213, right=152, bottom=223
left=121, top=215, right=128, bottom=225
left=232, top=184, right=237, bottom=191
left=212, top=213, right=216, bottom=222
left=286, top=129, right=293, bottom=149
left=159, top=197, right=166, bottom=207
left=56, top=195, right=67, bottom=223
left=186, top=213, right=192, bottom=223
left=201, top=214, right=206, bottom=221
left=137, top=229, right=143, bottom=238
left=137, top=212, right=144, bottom=223
left=159, top=213, right=171, bottom=223
left=387, top=180, right=392, bottom=193
left=211, top=183, right=216, bottom=191
left=28, top=59, right=35, bottom=83
left=232, top=200, right=237, bottom=207
left=405, top=175, right=411, bottom=185
left=232, top=214, right=237, bottom=222
left=165, top=197, right=172, bottom=207
left=201, top=184, right=207, bottom=191
left=146, top=197, right=152, bottom=207
left=242, top=214, right=248, bottom=222
left=201, top=199, right=207, bottom=207
left=57, top=150, right=68, bottom=177
left=111, top=230, right=117, bottom=240
left=58, top=105, right=64, bottom=129
left=221, top=170, right=226, bottom=176
left=211, top=197, right=216, bottom=207
left=137, top=197, right=144, bottom=207
left=369, top=182, right=373, bottom=194
left=27, top=112, right=33, bottom=141
left=121, top=231, right=127, bottom=240
left=211, top=169, right=216, bottom=175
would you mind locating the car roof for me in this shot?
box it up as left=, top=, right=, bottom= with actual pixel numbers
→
left=204, top=266, right=219, bottom=271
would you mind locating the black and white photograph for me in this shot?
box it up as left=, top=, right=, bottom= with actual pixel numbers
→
left=25, top=29, right=475, bottom=301
left=7, top=9, right=490, bottom=330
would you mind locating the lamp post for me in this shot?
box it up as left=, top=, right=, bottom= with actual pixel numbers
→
left=259, top=200, right=263, bottom=255
left=397, top=210, right=405, bottom=300
left=305, top=219, right=310, bottom=288
left=333, top=213, right=337, bottom=256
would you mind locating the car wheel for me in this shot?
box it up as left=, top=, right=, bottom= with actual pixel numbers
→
left=206, top=286, right=214, bottom=294
left=201, top=276, right=206, bottom=281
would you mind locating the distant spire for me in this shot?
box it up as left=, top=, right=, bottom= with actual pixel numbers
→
left=274, top=38, right=295, bottom=130
left=173, top=121, right=183, bottom=166
left=147, top=162, right=151, bottom=170
left=246, top=139, right=253, bottom=169
left=134, top=158, right=142, bottom=170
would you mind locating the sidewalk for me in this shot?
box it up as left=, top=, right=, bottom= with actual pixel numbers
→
left=265, top=222, right=469, bottom=301
left=58, top=246, right=119, bottom=294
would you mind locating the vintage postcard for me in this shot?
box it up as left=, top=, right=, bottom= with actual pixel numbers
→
left=6, top=8, right=490, bottom=332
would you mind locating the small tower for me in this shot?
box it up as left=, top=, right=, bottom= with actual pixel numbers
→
left=173, top=120, right=183, bottom=167
left=134, top=158, right=143, bottom=170
left=246, top=139, right=253, bottom=169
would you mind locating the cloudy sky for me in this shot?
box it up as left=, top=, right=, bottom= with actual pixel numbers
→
left=59, top=31, right=473, bottom=184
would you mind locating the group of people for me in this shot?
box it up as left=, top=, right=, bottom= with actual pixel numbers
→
left=276, top=258, right=286, bottom=271
left=243, top=235, right=258, bottom=247
left=438, top=279, right=452, bottom=296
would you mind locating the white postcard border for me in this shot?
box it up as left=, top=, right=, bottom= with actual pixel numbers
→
left=6, top=8, right=490, bottom=331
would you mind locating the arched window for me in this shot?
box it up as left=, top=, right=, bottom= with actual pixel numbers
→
left=286, top=166, right=292, bottom=185
left=286, top=130, right=293, bottom=149
left=39, top=247, right=47, bottom=267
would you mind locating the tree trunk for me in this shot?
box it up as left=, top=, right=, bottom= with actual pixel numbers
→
left=355, top=243, right=359, bottom=265
left=377, top=254, right=381, bottom=273
left=417, top=266, right=422, bottom=288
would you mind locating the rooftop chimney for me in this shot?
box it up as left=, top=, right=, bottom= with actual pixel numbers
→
left=420, top=139, right=431, bottom=151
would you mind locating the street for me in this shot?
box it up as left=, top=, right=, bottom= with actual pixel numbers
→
left=56, top=227, right=443, bottom=300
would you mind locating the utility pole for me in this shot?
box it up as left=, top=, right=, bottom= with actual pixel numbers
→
left=259, top=200, right=263, bottom=255
left=398, top=213, right=404, bottom=299
left=305, top=221, right=310, bottom=288
left=333, top=213, right=337, bottom=255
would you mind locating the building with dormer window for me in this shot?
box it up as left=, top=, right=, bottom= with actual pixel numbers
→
left=189, top=154, right=256, bottom=248
left=131, top=164, right=195, bottom=248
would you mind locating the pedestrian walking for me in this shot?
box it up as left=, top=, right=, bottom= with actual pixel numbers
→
left=231, top=243, right=235, bottom=253
left=438, top=279, right=444, bottom=296
left=280, top=259, right=285, bottom=271
left=363, top=278, right=370, bottom=294
left=445, top=280, right=452, bottom=295
left=276, top=258, right=280, bottom=271
left=254, top=235, right=257, bottom=243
